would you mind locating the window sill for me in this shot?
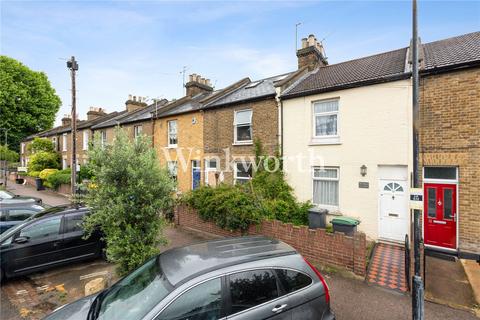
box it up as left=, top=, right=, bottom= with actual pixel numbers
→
left=309, top=136, right=341, bottom=146
left=167, top=145, right=178, bottom=149
left=232, top=141, right=253, bottom=146
left=313, top=204, right=340, bottom=214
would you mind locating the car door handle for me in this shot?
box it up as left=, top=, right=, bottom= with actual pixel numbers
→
left=53, top=241, right=61, bottom=247
left=272, top=304, right=287, bottom=313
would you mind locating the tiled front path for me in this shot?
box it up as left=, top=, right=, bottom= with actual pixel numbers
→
left=367, top=243, right=408, bottom=293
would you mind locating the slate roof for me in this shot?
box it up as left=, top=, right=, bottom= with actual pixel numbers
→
left=206, top=73, right=293, bottom=107
left=283, top=31, right=480, bottom=99
left=155, top=92, right=212, bottom=118
left=423, top=31, right=480, bottom=71
left=282, top=48, right=409, bottom=98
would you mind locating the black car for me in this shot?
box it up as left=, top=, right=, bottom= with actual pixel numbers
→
left=0, top=205, right=104, bottom=282
left=0, top=202, right=45, bottom=233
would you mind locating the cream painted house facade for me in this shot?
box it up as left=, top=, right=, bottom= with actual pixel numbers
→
left=283, top=80, right=413, bottom=241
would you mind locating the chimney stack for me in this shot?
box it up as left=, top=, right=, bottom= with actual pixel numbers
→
left=87, top=107, right=107, bottom=121
left=125, top=94, right=148, bottom=113
left=296, top=34, right=328, bottom=70
left=185, top=73, right=213, bottom=97
left=61, top=114, right=72, bottom=127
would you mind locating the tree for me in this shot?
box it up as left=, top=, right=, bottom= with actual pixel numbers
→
left=0, top=145, right=19, bottom=162
left=28, top=151, right=60, bottom=172
left=83, top=128, right=175, bottom=275
left=0, top=56, right=61, bottom=152
left=27, top=137, right=55, bottom=153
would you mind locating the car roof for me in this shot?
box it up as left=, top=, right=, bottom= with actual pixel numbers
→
left=160, top=236, right=297, bottom=287
left=32, top=204, right=88, bottom=219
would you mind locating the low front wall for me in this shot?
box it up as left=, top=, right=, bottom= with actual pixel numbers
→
left=175, top=205, right=367, bottom=277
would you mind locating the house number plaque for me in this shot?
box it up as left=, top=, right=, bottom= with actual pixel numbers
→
left=358, top=182, right=369, bottom=189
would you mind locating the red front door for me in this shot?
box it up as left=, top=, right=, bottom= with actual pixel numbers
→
left=424, top=183, right=457, bottom=249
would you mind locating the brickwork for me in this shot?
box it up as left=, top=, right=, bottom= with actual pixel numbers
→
left=153, top=111, right=204, bottom=193
left=203, top=98, right=278, bottom=185
left=419, top=67, right=480, bottom=253
left=175, top=205, right=367, bottom=277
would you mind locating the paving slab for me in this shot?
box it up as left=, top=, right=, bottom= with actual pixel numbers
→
left=425, top=256, right=476, bottom=310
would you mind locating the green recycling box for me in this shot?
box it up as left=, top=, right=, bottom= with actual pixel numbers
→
left=331, top=217, right=360, bottom=236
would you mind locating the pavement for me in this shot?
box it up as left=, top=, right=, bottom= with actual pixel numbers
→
left=425, top=256, right=477, bottom=311
left=462, top=259, right=480, bottom=306
left=6, top=183, right=70, bottom=207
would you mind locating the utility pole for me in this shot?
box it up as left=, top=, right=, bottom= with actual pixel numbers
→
left=411, top=1, right=424, bottom=319
left=67, top=56, right=79, bottom=196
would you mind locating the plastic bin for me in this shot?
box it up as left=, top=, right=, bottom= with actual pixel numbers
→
left=331, top=217, right=360, bottom=236
left=35, top=177, right=44, bottom=191
left=308, top=208, right=328, bottom=229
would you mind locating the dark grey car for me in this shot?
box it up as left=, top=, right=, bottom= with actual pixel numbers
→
left=44, top=236, right=334, bottom=320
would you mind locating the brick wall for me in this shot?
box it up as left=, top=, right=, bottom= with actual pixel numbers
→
left=203, top=98, right=278, bottom=184
left=175, top=205, right=367, bottom=277
left=419, top=67, right=480, bottom=253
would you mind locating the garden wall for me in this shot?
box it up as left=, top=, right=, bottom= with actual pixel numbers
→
left=175, top=205, right=367, bottom=277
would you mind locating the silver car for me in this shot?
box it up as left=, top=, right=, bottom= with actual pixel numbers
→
left=44, top=236, right=335, bottom=320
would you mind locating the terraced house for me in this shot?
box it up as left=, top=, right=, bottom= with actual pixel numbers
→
left=280, top=31, right=480, bottom=260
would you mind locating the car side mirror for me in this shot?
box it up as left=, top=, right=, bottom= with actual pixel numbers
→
left=14, top=236, right=29, bottom=244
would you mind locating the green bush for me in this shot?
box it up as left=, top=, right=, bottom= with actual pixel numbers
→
left=0, top=145, right=19, bottom=162
left=78, top=163, right=94, bottom=182
left=27, top=137, right=55, bottom=153
left=46, top=171, right=71, bottom=189
left=39, top=168, right=59, bottom=180
left=28, top=170, right=40, bottom=178
left=28, top=151, right=60, bottom=172
left=182, top=139, right=311, bottom=231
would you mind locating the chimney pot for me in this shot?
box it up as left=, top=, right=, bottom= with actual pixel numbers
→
left=189, top=74, right=194, bottom=82
left=301, top=38, right=308, bottom=48
left=297, top=33, right=328, bottom=70
left=128, top=94, right=132, bottom=100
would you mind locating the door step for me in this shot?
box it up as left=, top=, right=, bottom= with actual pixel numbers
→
left=425, top=248, right=458, bottom=262
left=378, top=238, right=405, bottom=248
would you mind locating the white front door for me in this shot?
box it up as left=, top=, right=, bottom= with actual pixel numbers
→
left=379, top=178, right=408, bottom=242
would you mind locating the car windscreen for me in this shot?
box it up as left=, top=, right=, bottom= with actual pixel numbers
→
left=0, top=190, right=14, bottom=199
left=95, top=256, right=173, bottom=320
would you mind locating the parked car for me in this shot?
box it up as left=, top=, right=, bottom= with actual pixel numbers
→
left=0, top=202, right=45, bottom=233
left=43, top=236, right=334, bottom=320
left=0, top=189, right=43, bottom=204
left=0, top=205, right=104, bottom=282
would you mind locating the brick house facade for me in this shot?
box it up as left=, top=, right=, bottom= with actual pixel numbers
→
left=419, top=66, right=480, bottom=256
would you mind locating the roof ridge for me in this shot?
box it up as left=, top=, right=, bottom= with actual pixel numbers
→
left=423, top=31, right=480, bottom=47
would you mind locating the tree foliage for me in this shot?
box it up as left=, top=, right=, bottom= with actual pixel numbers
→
left=0, top=56, right=61, bottom=152
left=83, top=128, right=175, bottom=275
left=28, top=151, right=60, bottom=172
left=0, top=144, right=19, bottom=162
left=27, top=137, right=55, bottom=153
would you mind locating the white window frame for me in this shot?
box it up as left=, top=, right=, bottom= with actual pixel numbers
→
left=233, top=109, right=253, bottom=145
left=312, top=166, right=339, bottom=210
left=311, top=99, right=340, bottom=145
left=21, top=143, right=25, bottom=154
left=62, top=158, right=68, bottom=170
left=100, top=130, right=107, bottom=148
left=167, top=161, right=178, bottom=183
left=167, top=120, right=178, bottom=148
left=62, top=133, right=67, bottom=152
left=205, top=158, right=219, bottom=185
left=234, top=161, right=253, bottom=184
left=52, top=137, right=57, bottom=151
left=83, top=131, right=89, bottom=150
left=134, top=125, right=142, bottom=139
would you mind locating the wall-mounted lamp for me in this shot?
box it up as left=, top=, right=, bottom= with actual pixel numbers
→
left=360, top=165, right=367, bottom=177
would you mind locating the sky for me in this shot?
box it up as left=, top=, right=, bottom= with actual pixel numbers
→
left=1, top=0, right=479, bottom=125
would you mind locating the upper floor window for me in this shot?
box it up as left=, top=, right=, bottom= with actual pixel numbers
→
left=52, top=137, right=57, bottom=151
left=313, top=99, right=339, bottom=141
left=62, top=133, right=67, bottom=151
left=100, top=130, right=107, bottom=148
left=83, top=131, right=89, bottom=150
left=313, top=167, right=339, bottom=208
left=234, top=109, right=252, bottom=144
left=134, top=125, right=142, bottom=139
left=168, top=120, right=178, bottom=147
left=21, top=143, right=25, bottom=154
